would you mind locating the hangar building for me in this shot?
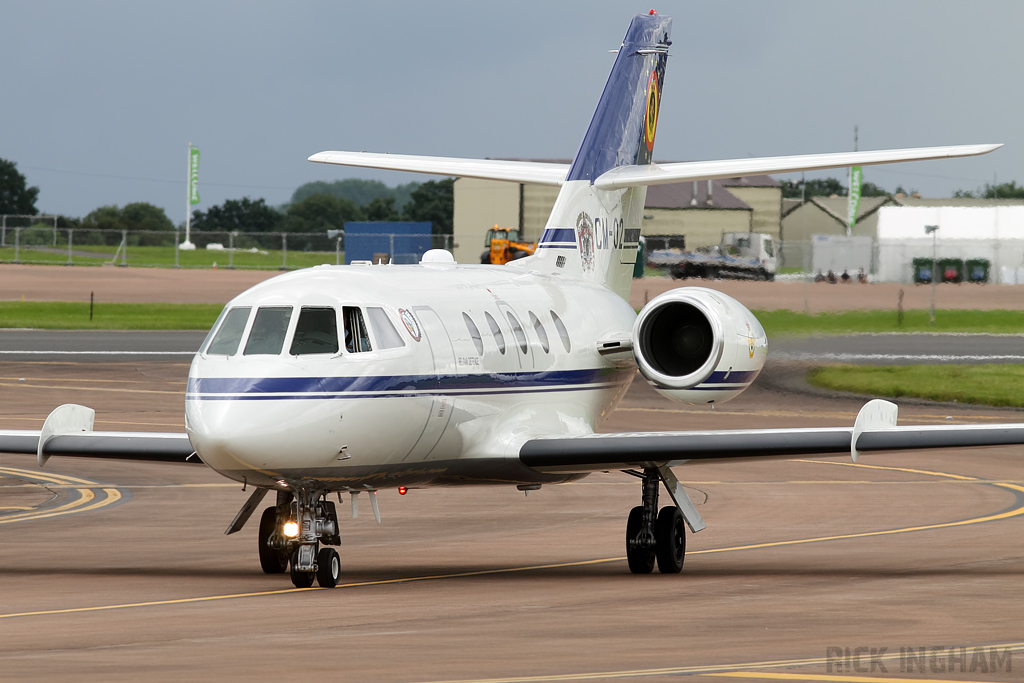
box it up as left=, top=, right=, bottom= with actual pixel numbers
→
left=452, top=171, right=782, bottom=264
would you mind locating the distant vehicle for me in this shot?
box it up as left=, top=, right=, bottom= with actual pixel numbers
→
left=650, top=232, right=776, bottom=281
left=480, top=225, right=537, bottom=265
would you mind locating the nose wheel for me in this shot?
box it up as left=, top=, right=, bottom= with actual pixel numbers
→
left=625, top=468, right=687, bottom=574
left=253, top=487, right=342, bottom=588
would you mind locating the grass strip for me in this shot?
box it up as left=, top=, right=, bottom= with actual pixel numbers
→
left=754, top=309, right=1024, bottom=337
left=808, top=364, right=1024, bottom=408
left=0, top=302, right=222, bottom=330
left=0, top=246, right=340, bottom=270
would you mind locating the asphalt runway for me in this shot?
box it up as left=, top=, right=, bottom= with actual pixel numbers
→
left=2, top=357, right=1024, bottom=681
left=1, top=329, right=1022, bottom=365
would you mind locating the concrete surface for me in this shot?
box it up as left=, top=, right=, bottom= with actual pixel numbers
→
left=2, top=359, right=1023, bottom=681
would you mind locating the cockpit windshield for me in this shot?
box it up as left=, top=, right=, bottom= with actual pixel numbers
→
left=290, top=307, right=339, bottom=355
left=206, top=307, right=251, bottom=356
left=244, top=306, right=292, bottom=355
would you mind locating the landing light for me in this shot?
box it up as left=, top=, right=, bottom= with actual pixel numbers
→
left=398, top=486, right=408, bottom=495
left=283, top=521, right=299, bottom=538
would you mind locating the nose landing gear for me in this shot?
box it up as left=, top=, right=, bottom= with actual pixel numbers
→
left=257, top=487, right=341, bottom=588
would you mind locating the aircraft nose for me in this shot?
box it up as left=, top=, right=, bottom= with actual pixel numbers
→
left=186, top=394, right=341, bottom=473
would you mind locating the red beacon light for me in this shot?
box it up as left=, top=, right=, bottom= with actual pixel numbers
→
left=649, top=9, right=657, bottom=14
left=398, top=486, right=408, bottom=495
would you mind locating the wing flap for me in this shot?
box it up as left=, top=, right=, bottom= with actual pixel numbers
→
left=593, top=144, right=1002, bottom=190
left=308, top=151, right=569, bottom=186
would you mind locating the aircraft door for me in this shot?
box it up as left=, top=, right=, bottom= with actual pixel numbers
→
left=403, top=306, right=457, bottom=461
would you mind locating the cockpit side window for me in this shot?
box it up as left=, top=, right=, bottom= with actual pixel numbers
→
left=206, top=306, right=251, bottom=356
left=244, top=306, right=293, bottom=355
left=343, top=306, right=372, bottom=353
left=366, top=307, right=404, bottom=350
left=289, top=307, right=339, bottom=355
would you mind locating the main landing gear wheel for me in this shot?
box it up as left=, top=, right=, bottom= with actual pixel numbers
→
left=655, top=506, right=686, bottom=574
left=258, top=507, right=289, bottom=574
left=316, top=548, right=341, bottom=588
left=626, top=506, right=656, bottom=574
left=290, top=549, right=316, bottom=588
left=625, top=467, right=689, bottom=574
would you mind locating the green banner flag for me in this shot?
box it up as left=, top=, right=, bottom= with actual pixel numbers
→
left=189, top=146, right=201, bottom=205
left=847, top=165, right=862, bottom=231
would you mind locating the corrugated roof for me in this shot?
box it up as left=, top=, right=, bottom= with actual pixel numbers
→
left=720, top=175, right=780, bottom=188
left=645, top=179, right=752, bottom=210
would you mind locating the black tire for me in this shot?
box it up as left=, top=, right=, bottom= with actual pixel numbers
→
left=316, top=548, right=341, bottom=588
left=258, top=507, right=288, bottom=574
left=625, top=506, right=655, bottom=574
left=511, top=249, right=529, bottom=260
left=480, top=250, right=491, bottom=264
left=290, top=549, right=315, bottom=588
left=655, top=507, right=686, bottom=574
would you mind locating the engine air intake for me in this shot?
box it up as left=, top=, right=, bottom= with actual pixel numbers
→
left=641, top=302, right=714, bottom=377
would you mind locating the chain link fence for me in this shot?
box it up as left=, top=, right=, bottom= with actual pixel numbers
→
left=0, top=226, right=458, bottom=270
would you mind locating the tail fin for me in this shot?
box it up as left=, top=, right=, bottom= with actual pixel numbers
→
left=523, top=12, right=671, bottom=300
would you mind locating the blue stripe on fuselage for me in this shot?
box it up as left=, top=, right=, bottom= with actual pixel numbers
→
left=187, top=368, right=636, bottom=400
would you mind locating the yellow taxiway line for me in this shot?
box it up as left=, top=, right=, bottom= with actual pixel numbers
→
left=2, top=462, right=1022, bottom=621
left=0, top=467, right=122, bottom=526
left=408, top=639, right=1024, bottom=683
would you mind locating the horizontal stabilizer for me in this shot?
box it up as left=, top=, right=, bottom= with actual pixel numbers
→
left=593, top=144, right=1002, bottom=190
left=308, top=151, right=568, bottom=186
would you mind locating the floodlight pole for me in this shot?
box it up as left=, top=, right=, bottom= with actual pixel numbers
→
left=925, top=225, right=939, bottom=326
left=181, top=143, right=196, bottom=251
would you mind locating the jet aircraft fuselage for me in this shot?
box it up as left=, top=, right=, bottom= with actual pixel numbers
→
left=186, top=259, right=642, bottom=490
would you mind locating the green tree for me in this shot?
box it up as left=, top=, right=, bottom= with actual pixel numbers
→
left=983, top=181, right=1024, bottom=199
left=0, top=158, right=40, bottom=215
left=291, top=179, right=419, bottom=210
left=282, top=193, right=364, bottom=232
left=191, top=197, right=283, bottom=233
left=781, top=177, right=851, bottom=198
left=81, top=205, right=127, bottom=231
left=81, top=202, right=174, bottom=246
left=403, top=178, right=454, bottom=234
left=860, top=181, right=889, bottom=197
left=365, top=196, right=401, bottom=221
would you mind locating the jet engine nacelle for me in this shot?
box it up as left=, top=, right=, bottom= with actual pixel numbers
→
left=632, top=287, right=767, bottom=404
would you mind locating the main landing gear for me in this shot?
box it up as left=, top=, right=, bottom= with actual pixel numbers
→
left=624, top=467, right=703, bottom=574
left=258, top=488, right=342, bottom=588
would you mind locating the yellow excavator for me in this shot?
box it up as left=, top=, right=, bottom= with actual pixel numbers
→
left=479, top=225, right=537, bottom=265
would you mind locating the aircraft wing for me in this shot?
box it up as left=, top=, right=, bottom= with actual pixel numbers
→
left=520, top=400, right=1024, bottom=474
left=0, top=404, right=197, bottom=466
left=0, top=429, right=197, bottom=464
left=308, top=151, right=569, bottom=186
left=592, top=144, right=1002, bottom=190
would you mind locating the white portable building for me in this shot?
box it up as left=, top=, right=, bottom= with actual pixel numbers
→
left=875, top=206, right=1024, bottom=283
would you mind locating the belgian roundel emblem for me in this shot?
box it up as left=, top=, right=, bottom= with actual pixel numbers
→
left=399, top=309, right=421, bottom=342
left=645, top=70, right=659, bottom=153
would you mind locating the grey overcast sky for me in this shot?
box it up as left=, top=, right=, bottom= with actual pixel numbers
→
left=3, top=1, right=1021, bottom=224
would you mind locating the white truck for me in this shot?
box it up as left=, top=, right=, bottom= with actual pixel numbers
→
left=648, top=232, right=776, bottom=281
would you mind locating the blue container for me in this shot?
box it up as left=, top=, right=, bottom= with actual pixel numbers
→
left=343, top=222, right=432, bottom=264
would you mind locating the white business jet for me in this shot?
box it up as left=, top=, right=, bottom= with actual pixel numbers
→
left=3, top=11, right=1020, bottom=589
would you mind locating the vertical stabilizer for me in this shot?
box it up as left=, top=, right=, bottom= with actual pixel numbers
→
left=521, top=12, right=671, bottom=300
